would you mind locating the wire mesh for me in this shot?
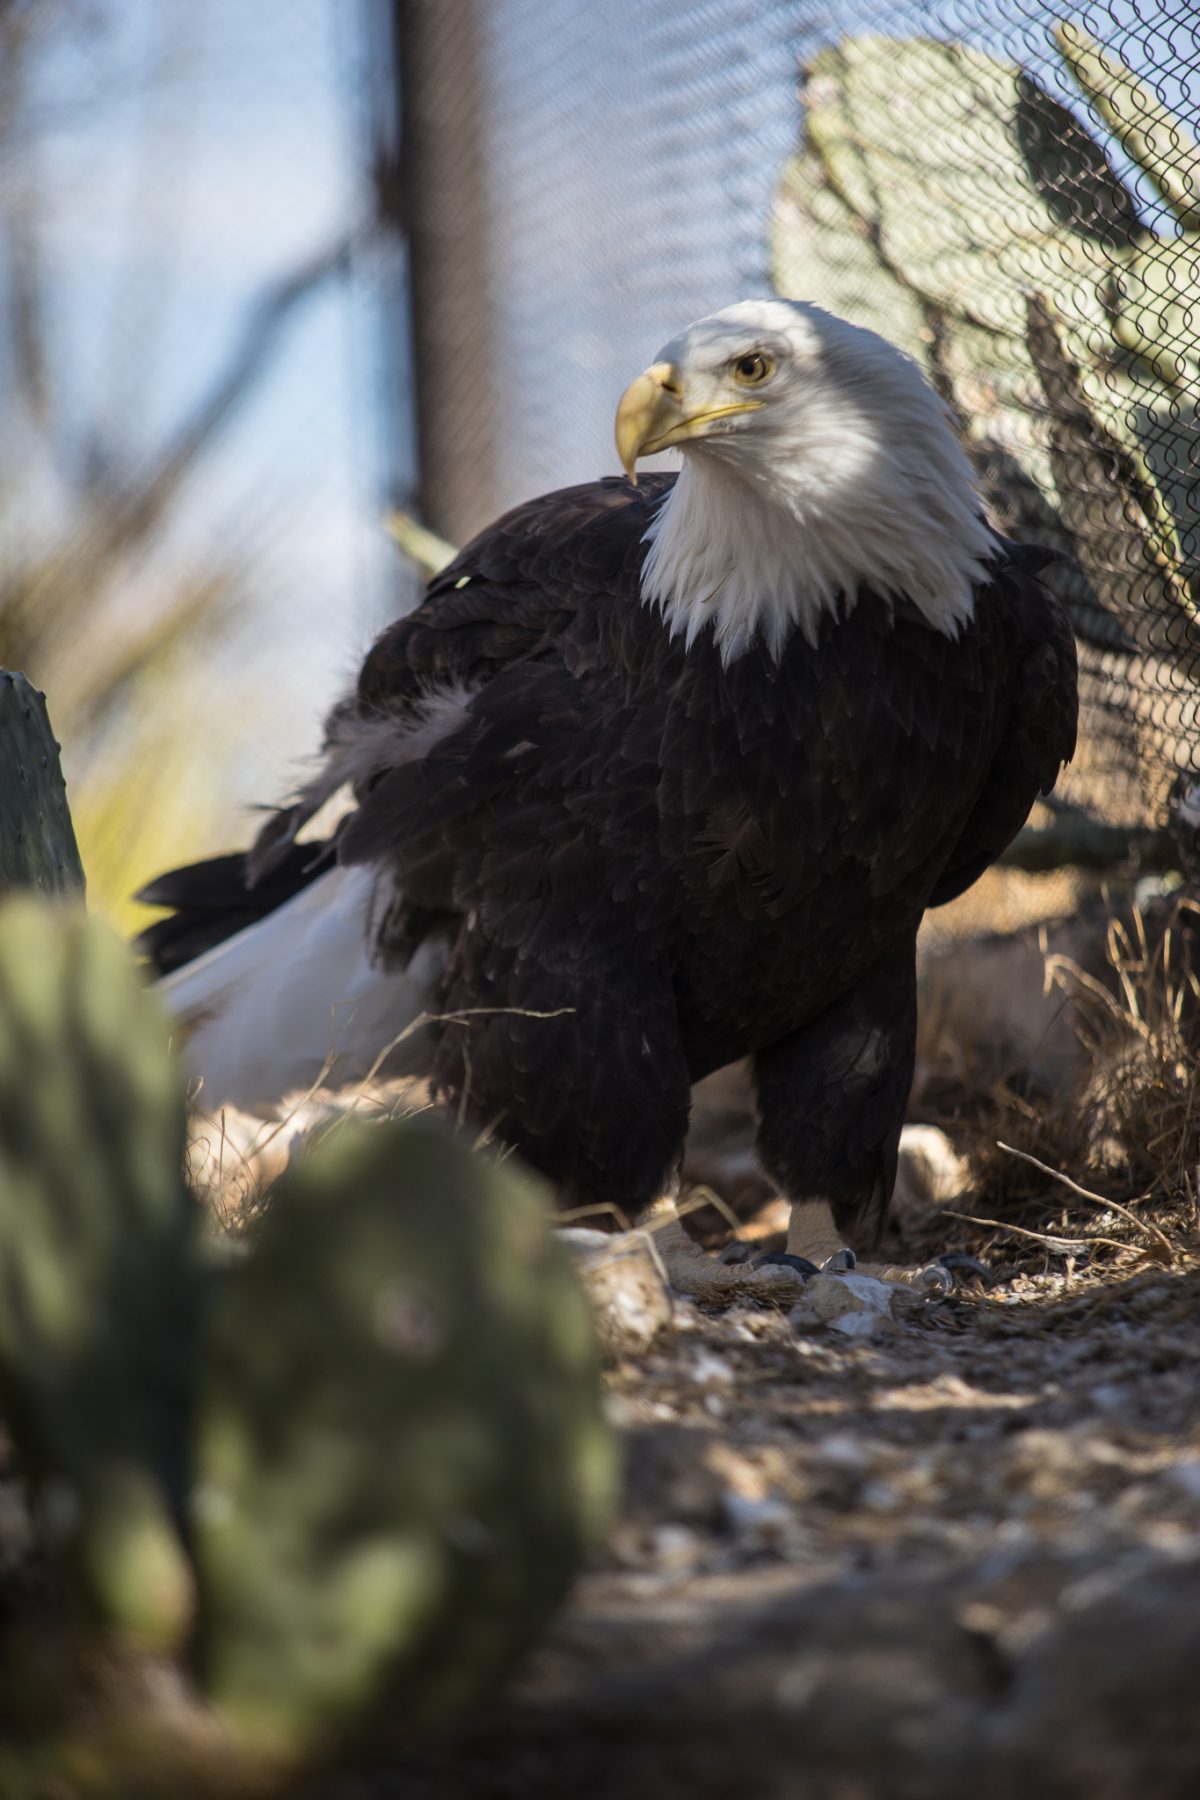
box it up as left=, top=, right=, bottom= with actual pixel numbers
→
left=381, top=0, right=1200, bottom=930
left=3, top=2, right=1197, bottom=936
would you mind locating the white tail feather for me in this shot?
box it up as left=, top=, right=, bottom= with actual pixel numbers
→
left=155, top=865, right=445, bottom=1115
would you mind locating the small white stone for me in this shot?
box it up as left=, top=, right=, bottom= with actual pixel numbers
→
left=830, top=1308, right=889, bottom=1339
left=788, top=1270, right=895, bottom=1336
left=560, top=1226, right=672, bottom=1356
left=690, top=1348, right=736, bottom=1387
left=723, top=1490, right=793, bottom=1540
left=814, top=1432, right=871, bottom=1469
left=650, top=1523, right=700, bottom=1572
left=1166, top=1459, right=1200, bottom=1502
left=892, top=1123, right=967, bottom=1227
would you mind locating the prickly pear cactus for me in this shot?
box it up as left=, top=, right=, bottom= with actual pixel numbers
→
left=0, top=671, right=85, bottom=900
left=0, top=898, right=613, bottom=1780
left=193, top=1114, right=615, bottom=1763
left=772, top=29, right=1200, bottom=656
left=0, top=896, right=196, bottom=1648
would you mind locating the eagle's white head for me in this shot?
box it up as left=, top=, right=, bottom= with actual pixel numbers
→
left=615, top=299, right=994, bottom=663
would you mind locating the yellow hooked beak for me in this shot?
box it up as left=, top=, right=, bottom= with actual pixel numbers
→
left=614, top=362, right=764, bottom=483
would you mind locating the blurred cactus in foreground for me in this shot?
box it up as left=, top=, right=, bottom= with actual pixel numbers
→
left=0, top=673, right=85, bottom=900
left=0, top=896, right=614, bottom=1792
left=772, top=23, right=1200, bottom=797
left=195, top=1121, right=614, bottom=1760
left=0, top=898, right=194, bottom=1651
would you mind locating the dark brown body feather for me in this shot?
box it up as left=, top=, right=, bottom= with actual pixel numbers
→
left=144, top=474, right=1078, bottom=1240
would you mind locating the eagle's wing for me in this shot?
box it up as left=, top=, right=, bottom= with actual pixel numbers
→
left=248, top=475, right=672, bottom=882
left=928, top=545, right=1079, bottom=909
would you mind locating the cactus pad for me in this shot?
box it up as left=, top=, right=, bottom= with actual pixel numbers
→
left=772, top=31, right=1200, bottom=654
left=0, top=896, right=196, bottom=1647
left=192, top=1115, right=615, bottom=1760
left=0, top=905, right=613, bottom=1777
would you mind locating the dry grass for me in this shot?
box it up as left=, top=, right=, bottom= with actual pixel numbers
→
left=185, top=1076, right=437, bottom=1232
left=917, top=894, right=1200, bottom=1283
left=184, top=894, right=1200, bottom=1299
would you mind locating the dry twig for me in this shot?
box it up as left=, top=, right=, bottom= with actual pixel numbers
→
left=994, top=1141, right=1174, bottom=1254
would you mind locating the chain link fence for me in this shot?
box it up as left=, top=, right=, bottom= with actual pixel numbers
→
left=3, top=2, right=1196, bottom=939
left=379, top=0, right=1199, bottom=935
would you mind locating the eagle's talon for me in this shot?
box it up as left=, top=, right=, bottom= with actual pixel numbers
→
left=754, top=1250, right=820, bottom=1279
left=936, top=1252, right=996, bottom=1287
left=822, top=1248, right=857, bottom=1273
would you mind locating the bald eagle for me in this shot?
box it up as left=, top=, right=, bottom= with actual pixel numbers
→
left=138, top=301, right=1077, bottom=1281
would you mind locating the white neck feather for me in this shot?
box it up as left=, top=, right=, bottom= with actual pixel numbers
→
left=639, top=411, right=994, bottom=665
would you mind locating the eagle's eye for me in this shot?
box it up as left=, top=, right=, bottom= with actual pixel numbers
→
left=731, top=351, right=773, bottom=386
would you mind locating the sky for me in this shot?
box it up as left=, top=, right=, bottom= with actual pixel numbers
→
left=7, top=1, right=392, bottom=808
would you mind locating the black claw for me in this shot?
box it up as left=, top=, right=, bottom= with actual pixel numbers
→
left=937, top=1253, right=996, bottom=1287
left=754, top=1251, right=820, bottom=1278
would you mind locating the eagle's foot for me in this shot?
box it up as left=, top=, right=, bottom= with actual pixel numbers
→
left=776, top=1201, right=988, bottom=1292
left=646, top=1211, right=811, bottom=1305
left=859, top=1259, right=954, bottom=1295
left=757, top=1243, right=950, bottom=1292
left=640, top=1201, right=986, bottom=1310
left=857, top=1254, right=995, bottom=1293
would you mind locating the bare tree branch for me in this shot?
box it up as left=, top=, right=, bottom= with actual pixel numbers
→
left=97, top=233, right=356, bottom=552
left=1, top=231, right=356, bottom=717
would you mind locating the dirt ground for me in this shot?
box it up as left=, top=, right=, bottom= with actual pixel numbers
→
left=318, top=1256, right=1200, bottom=1799
left=297, top=896, right=1200, bottom=1800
